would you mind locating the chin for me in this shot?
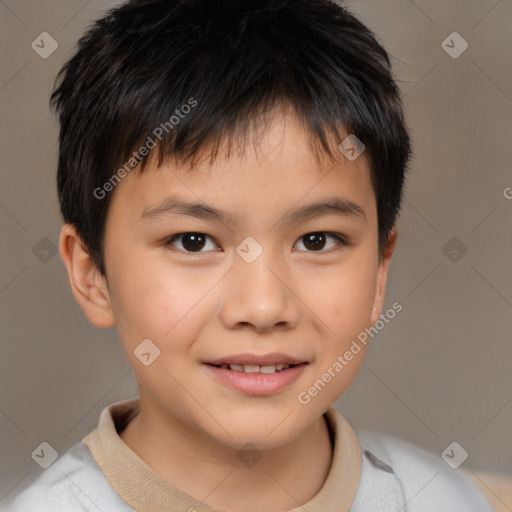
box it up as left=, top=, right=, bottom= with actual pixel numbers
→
left=202, top=405, right=309, bottom=449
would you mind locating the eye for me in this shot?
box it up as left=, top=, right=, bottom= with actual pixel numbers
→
left=293, top=232, right=347, bottom=252
left=165, top=233, right=219, bottom=253
left=164, top=231, right=348, bottom=254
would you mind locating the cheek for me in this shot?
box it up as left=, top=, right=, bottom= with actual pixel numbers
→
left=296, top=260, right=378, bottom=406
left=108, top=263, right=211, bottom=395
left=107, top=254, right=211, bottom=345
left=302, top=256, right=378, bottom=338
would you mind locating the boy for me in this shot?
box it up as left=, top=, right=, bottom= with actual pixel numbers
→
left=5, top=0, right=494, bottom=510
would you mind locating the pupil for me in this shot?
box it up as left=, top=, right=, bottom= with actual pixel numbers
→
left=183, top=233, right=205, bottom=252
left=304, top=233, right=325, bottom=251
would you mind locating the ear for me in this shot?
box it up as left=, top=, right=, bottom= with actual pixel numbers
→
left=370, top=228, right=398, bottom=325
left=59, top=223, right=116, bottom=328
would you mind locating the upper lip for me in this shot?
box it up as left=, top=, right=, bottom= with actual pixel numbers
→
left=205, top=352, right=307, bottom=366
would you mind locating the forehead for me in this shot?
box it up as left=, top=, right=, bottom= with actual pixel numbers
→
left=107, top=109, right=376, bottom=226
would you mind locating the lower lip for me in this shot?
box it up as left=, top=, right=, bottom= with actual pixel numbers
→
left=204, top=364, right=307, bottom=395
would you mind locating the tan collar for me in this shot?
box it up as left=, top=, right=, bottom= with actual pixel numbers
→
left=83, top=399, right=361, bottom=512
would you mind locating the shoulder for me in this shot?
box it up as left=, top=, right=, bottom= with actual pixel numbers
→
left=3, top=441, right=133, bottom=512
left=354, top=430, right=495, bottom=512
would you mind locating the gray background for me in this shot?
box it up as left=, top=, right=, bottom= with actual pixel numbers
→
left=1, top=0, right=511, bottom=507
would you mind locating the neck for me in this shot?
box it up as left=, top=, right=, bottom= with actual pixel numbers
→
left=120, top=400, right=333, bottom=512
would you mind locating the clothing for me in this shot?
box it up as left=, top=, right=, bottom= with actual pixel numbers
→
left=4, top=398, right=494, bottom=512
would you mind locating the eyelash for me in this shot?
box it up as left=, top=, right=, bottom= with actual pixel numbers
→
left=164, top=232, right=349, bottom=254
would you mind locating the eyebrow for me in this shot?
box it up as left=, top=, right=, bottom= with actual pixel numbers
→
left=140, top=196, right=366, bottom=226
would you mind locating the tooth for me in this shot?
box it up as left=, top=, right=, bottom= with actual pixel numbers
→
left=276, top=364, right=285, bottom=371
left=243, top=364, right=260, bottom=373
left=260, top=365, right=277, bottom=374
left=229, top=364, right=244, bottom=372
left=220, top=363, right=229, bottom=369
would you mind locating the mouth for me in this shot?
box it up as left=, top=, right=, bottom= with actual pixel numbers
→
left=206, top=363, right=301, bottom=374
left=203, top=353, right=309, bottom=395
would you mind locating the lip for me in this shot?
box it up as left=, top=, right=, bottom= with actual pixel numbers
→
left=203, top=361, right=308, bottom=395
left=205, top=352, right=307, bottom=366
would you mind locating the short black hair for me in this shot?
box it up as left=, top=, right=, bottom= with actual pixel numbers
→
left=51, top=0, right=411, bottom=276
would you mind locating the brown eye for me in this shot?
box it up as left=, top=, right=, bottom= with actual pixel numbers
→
left=293, top=232, right=346, bottom=252
left=303, top=233, right=326, bottom=250
left=166, top=233, right=218, bottom=253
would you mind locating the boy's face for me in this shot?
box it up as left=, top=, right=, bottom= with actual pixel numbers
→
left=64, top=109, right=395, bottom=450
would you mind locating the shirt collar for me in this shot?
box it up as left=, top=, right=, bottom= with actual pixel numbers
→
left=83, top=398, right=361, bottom=512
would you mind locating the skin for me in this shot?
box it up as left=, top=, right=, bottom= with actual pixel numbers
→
left=59, top=106, right=396, bottom=512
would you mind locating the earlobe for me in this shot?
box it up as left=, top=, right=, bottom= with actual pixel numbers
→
left=59, top=223, right=116, bottom=329
left=370, top=228, right=397, bottom=325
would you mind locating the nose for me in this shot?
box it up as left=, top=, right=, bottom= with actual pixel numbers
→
left=219, top=250, right=300, bottom=333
